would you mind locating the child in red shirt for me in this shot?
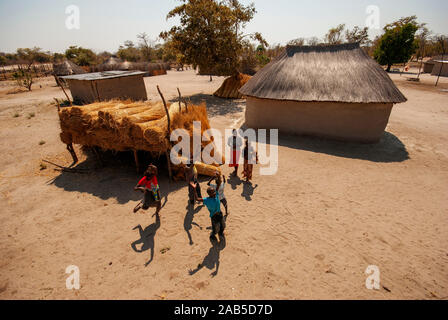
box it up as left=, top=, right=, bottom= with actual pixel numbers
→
left=133, top=164, right=161, bottom=215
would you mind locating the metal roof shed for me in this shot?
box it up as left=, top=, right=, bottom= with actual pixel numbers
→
left=61, top=71, right=148, bottom=104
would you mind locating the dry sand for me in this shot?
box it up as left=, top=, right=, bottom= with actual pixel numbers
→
left=0, top=70, right=447, bottom=300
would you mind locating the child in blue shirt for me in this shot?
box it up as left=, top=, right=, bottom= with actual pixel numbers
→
left=194, top=186, right=226, bottom=240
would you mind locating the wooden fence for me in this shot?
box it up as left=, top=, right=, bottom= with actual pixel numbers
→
left=0, top=63, right=54, bottom=81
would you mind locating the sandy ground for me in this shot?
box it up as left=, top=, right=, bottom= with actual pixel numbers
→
left=0, top=69, right=447, bottom=300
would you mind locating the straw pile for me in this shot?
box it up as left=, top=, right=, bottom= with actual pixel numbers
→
left=214, top=73, right=252, bottom=99
left=58, top=100, right=223, bottom=176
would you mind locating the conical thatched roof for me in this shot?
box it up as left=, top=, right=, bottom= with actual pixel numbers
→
left=214, top=73, right=252, bottom=99
left=104, top=57, right=123, bottom=65
left=119, top=61, right=134, bottom=70
left=53, top=60, right=86, bottom=76
left=240, top=43, right=407, bottom=104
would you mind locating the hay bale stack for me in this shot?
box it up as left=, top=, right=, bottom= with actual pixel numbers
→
left=58, top=100, right=223, bottom=176
left=214, top=73, right=252, bottom=99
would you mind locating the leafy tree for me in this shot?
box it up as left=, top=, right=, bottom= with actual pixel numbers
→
left=160, top=0, right=265, bottom=80
left=345, top=26, right=370, bottom=45
left=53, top=53, right=65, bottom=62
left=325, top=24, right=345, bottom=44
left=65, top=46, right=97, bottom=66
left=0, top=54, right=6, bottom=66
left=117, top=41, right=141, bottom=62
left=374, top=16, right=420, bottom=71
left=16, top=47, right=50, bottom=67
left=97, top=51, right=113, bottom=64
left=12, top=68, right=35, bottom=91
left=12, top=47, right=50, bottom=91
left=153, top=44, right=165, bottom=61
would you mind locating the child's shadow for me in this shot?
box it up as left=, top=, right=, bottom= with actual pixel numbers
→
left=242, top=182, right=258, bottom=201
left=228, top=174, right=243, bottom=190
left=188, top=235, right=226, bottom=277
left=184, top=204, right=204, bottom=245
left=131, top=214, right=160, bottom=267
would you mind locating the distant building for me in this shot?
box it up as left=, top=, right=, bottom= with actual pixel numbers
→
left=53, top=60, right=86, bottom=85
left=239, top=43, right=407, bottom=143
left=61, top=71, right=148, bottom=104
left=431, top=60, right=448, bottom=77
left=423, top=56, right=443, bottom=74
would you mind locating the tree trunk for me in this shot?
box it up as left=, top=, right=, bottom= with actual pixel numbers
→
left=386, top=64, right=391, bottom=72
left=209, top=74, right=213, bottom=82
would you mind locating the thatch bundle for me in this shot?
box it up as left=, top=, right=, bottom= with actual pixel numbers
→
left=58, top=100, right=223, bottom=176
left=171, top=157, right=222, bottom=182
left=214, top=73, right=252, bottom=99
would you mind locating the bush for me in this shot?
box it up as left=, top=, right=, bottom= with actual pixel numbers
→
left=12, top=69, right=34, bottom=91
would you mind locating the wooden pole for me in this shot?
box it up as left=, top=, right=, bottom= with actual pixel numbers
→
left=177, top=87, right=182, bottom=112
left=435, top=53, right=445, bottom=87
left=133, top=150, right=140, bottom=173
left=417, top=56, right=423, bottom=79
left=156, top=85, right=173, bottom=182
left=177, top=87, right=188, bottom=112
left=93, top=147, right=103, bottom=167
left=66, top=143, right=78, bottom=165
left=55, top=76, right=72, bottom=106
left=157, top=85, right=170, bottom=132
left=54, top=98, right=61, bottom=112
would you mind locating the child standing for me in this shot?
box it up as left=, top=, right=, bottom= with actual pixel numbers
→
left=227, top=129, right=243, bottom=176
left=208, top=172, right=228, bottom=217
left=242, top=138, right=258, bottom=183
left=194, top=186, right=225, bottom=240
left=185, top=160, right=202, bottom=205
left=133, top=164, right=161, bottom=216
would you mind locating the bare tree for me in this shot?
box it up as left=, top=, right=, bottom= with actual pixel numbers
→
left=307, top=37, right=321, bottom=46
left=288, top=38, right=306, bottom=46
left=137, top=32, right=154, bottom=62
left=325, top=24, right=345, bottom=44
left=345, top=26, right=371, bottom=45
left=416, top=26, right=431, bottom=78
left=435, top=35, right=446, bottom=86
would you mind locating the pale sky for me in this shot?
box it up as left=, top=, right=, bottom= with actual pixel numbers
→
left=0, top=0, right=447, bottom=53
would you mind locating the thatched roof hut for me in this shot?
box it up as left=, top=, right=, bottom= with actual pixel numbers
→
left=239, top=43, right=407, bottom=143
left=53, top=60, right=86, bottom=77
left=104, top=57, right=123, bottom=65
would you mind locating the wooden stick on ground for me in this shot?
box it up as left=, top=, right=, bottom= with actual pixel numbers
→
left=156, top=85, right=173, bottom=182
left=42, top=160, right=88, bottom=174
